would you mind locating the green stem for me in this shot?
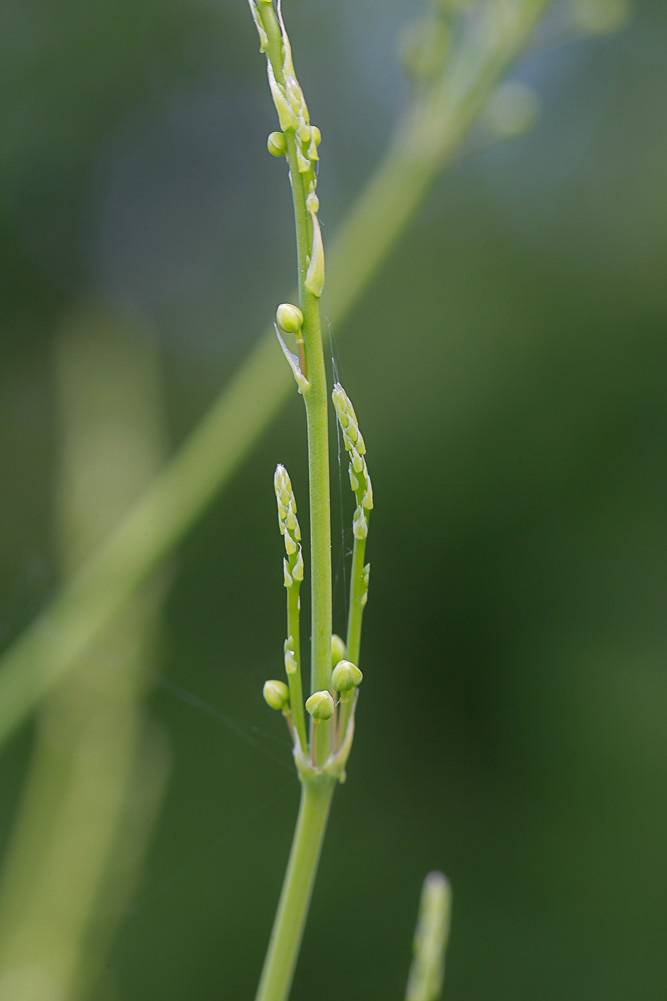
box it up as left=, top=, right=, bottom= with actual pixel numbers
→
left=286, top=585, right=306, bottom=751
left=268, top=8, right=332, bottom=750
left=345, top=534, right=366, bottom=667
left=255, top=777, right=335, bottom=1001
left=301, top=317, right=332, bottom=702
left=285, top=162, right=332, bottom=712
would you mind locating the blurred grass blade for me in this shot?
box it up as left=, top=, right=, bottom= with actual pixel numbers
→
left=0, top=310, right=169, bottom=1001
left=405, top=873, right=452, bottom=1001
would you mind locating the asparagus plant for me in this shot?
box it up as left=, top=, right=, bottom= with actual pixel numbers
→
left=0, top=0, right=630, bottom=756
left=0, top=2, right=631, bottom=998
left=250, top=3, right=447, bottom=999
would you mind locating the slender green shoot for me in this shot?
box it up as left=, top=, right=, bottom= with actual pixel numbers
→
left=405, top=873, right=453, bottom=1001
left=273, top=462, right=307, bottom=751
left=332, top=383, right=373, bottom=667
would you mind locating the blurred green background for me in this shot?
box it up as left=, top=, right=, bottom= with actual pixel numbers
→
left=1, top=0, right=666, bottom=998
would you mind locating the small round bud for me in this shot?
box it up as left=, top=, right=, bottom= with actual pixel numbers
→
left=306, top=192, right=319, bottom=214
left=263, top=679, right=290, bottom=711
left=332, top=660, right=363, bottom=693
left=311, top=126, right=321, bottom=146
left=276, top=303, right=304, bottom=333
left=267, top=131, right=287, bottom=157
left=305, top=690, right=334, bottom=721
left=331, top=634, right=347, bottom=668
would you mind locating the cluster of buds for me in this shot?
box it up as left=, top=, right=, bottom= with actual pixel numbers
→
left=263, top=462, right=308, bottom=751
left=250, top=0, right=325, bottom=297
left=274, top=463, right=304, bottom=589
left=305, top=654, right=363, bottom=766
left=332, top=383, right=373, bottom=542
left=265, top=645, right=363, bottom=769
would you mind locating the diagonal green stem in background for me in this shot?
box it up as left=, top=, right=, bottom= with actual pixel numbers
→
left=0, top=0, right=550, bottom=749
left=0, top=317, right=169, bottom=1000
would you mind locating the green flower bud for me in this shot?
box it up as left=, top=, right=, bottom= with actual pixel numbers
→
left=296, top=146, right=311, bottom=173
left=331, top=633, right=347, bottom=667
left=274, top=464, right=304, bottom=575
left=305, top=212, right=325, bottom=297
left=276, top=303, right=304, bottom=334
left=332, top=660, right=363, bottom=693
left=284, top=637, right=298, bottom=675
left=361, top=563, right=370, bottom=607
left=285, top=75, right=306, bottom=118
left=311, top=125, right=321, bottom=146
left=353, top=505, right=368, bottom=540
left=267, top=131, right=287, bottom=157
left=267, top=63, right=299, bottom=132
left=307, top=137, right=319, bottom=162
left=292, top=547, right=304, bottom=582
left=263, top=679, right=290, bottom=711
left=305, top=690, right=334, bottom=721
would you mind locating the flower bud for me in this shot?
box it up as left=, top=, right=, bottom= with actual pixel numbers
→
left=305, top=213, right=325, bottom=297
left=276, top=303, right=304, bottom=333
left=263, top=679, right=290, bottom=711
left=296, top=147, right=311, bottom=173
left=267, top=64, right=299, bottom=132
left=331, top=634, right=347, bottom=668
left=267, top=131, right=287, bottom=157
left=353, top=506, right=368, bottom=540
left=311, top=126, right=321, bottom=146
left=305, top=690, right=334, bottom=720
left=332, top=660, right=363, bottom=693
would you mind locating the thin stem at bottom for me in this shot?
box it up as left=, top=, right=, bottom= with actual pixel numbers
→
left=254, top=777, right=336, bottom=1001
